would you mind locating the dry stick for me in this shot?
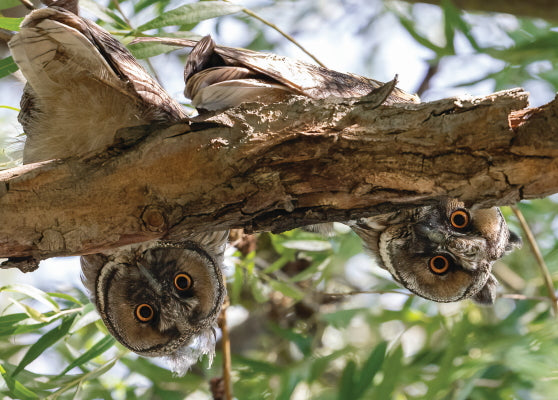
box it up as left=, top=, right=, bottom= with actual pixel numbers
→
left=511, top=205, right=558, bottom=316
left=222, top=0, right=326, bottom=68
left=19, top=0, right=35, bottom=10
left=218, top=297, right=233, bottom=400
left=0, top=29, right=15, bottom=42
left=415, top=61, right=439, bottom=97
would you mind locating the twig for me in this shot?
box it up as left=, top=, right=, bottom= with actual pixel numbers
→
left=19, top=0, right=35, bottom=10
left=218, top=297, right=232, bottom=400
left=499, top=293, right=552, bottom=302
left=511, top=205, right=558, bottom=316
left=320, top=289, right=413, bottom=298
left=416, top=61, right=439, bottom=97
left=222, top=0, right=326, bottom=68
left=0, top=29, right=15, bottom=42
left=111, top=0, right=163, bottom=84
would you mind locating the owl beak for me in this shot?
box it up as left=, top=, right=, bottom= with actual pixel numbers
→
left=417, top=224, right=445, bottom=245
left=137, top=261, right=164, bottom=295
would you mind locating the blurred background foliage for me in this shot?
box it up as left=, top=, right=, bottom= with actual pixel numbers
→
left=0, top=0, right=558, bottom=399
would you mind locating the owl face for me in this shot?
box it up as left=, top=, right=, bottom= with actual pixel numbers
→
left=352, top=199, right=521, bottom=304
left=81, top=240, right=226, bottom=361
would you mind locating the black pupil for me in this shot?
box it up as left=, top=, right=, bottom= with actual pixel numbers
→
left=453, top=214, right=466, bottom=226
left=433, top=257, right=446, bottom=269
left=176, top=275, right=189, bottom=289
left=139, top=306, right=152, bottom=319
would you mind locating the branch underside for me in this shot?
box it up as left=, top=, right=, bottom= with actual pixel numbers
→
left=1, top=88, right=556, bottom=260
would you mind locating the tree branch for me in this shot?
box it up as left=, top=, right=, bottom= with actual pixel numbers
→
left=398, top=0, right=558, bottom=21
left=1, top=88, right=556, bottom=262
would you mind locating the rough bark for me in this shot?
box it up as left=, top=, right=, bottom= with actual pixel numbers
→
left=0, top=88, right=557, bottom=263
left=400, top=0, right=558, bottom=21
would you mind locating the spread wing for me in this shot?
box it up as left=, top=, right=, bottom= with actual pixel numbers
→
left=9, top=7, right=186, bottom=163
left=133, top=35, right=420, bottom=111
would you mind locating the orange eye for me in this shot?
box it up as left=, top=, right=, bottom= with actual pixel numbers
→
left=450, top=209, right=470, bottom=229
left=174, top=273, right=193, bottom=291
left=135, top=304, right=154, bottom=322
left=429, top=255, right=450, bottom=274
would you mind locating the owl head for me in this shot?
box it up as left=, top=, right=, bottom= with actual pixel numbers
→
left=81, top=232, right=228, bottom=375
left=351, top=199, right=521, bottom=304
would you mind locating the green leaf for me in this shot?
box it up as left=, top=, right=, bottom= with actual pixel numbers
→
left=47, top=358, right=118, bottom=398
left=10, top=298, right=50, bottom=322
left=0, top=16, right=22, bottom=31
left=0, top=105, right=19, bottom=111
left=128, top=41, right=184, bottom=59
left=47, top=292, right=83, bottom=305
left=373, top=345, right=403, bottom=399
left=268, top=280, right=305, bottom=301
left=57, top=335, right=115, bottom=377
left=0, top=364, right=40, bottom=400
left=0, top=0, right=21, bottom=10
left=1, top=284, right=61, bottom=312
left=354, top=341, right=388, bottom=398
left=337, top=360, right=356, bottom=400
left=12, top=315, right=76, bottom=377
left=135, top=1, right=242, bottom=32
left=0, top=56, right=18, bottom=79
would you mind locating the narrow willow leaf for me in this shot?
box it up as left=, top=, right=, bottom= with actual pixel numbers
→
left=0, top=364, right=40, bottom=400
left=0, top=313, right=28, bottom=326
left=337, top=360, right=356, bottom=400
left=0, top=105, right=19, bottom=111
left=46, top=358, right=117, bottom=398
left=136, top=1, right=241, bottom=32
left=0, top=57, right=18, bottom=79
left=0, top=17, right=22, bottom=31
left=1, top=284, right=61, bottom=312
left=354, top=341, right=388, bottom=398
left=69, top=305, right=100, bottom=334
left=128, top=41, right=182, bottom=59
left=47, top=292, right=83, bottom=305
left=269, top=280, right=305, bottom=301
left=12, top=315, right=76, bottom=377
left=10, top=298, right=49, bottom=322
left=57, top=335, right=115, bottom=377
left=0, top=0, right=21, bottom=10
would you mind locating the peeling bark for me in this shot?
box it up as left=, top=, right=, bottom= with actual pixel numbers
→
left=1, top=88, right=556, bottom=261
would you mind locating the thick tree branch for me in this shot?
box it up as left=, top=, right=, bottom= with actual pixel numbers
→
left=1, top=88, right=557, bottom=262
left=399, top=0, right=558, bottom=21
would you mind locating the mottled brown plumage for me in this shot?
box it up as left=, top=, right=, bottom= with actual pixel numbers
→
left=138, top=35, right=520, bottom=304
left=10, top=6, right=228, bottom=374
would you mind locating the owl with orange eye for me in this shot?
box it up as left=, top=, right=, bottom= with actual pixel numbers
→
left=80, top=235, right=228, bottom=375
left=348, top=198, right=521, bottom=304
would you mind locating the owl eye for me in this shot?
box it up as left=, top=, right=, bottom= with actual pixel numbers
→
left=174, top=273, right=193, bottom=291
left=429, top=255, right=450, bottom=275
left=135, top=304, right=154, bottom=322
left=450, top=209, right=470, bottom=229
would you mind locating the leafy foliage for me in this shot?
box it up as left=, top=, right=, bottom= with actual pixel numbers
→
left=0, top=0, right=557, bottom=399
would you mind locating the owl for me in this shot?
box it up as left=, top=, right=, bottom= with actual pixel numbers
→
left=135, top=35, right=521, bottom=304
left=348, top=199, right=521, bottom=303
left=9, top=5, right=228, bottom=373
left=80, top=235, right=228, bottom=373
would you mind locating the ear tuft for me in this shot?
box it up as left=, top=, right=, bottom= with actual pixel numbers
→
left=505, top=230, right=522, bottom=253
left=472, top=274, right=498, bottom=305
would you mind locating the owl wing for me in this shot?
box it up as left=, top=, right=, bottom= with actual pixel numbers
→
left=9, top=6, right=185, bottom=163
left=132, top=35, right=420, bottom=111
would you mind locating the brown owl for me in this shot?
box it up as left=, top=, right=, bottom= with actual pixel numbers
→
left=349, top=199, right=521, bottom=303
left=135, top=35, right=521, bottom=304
left=9, top=5, right=228, bottom=373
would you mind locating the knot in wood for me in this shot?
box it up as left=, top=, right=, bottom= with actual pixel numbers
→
left=141, top=206, right=167, bottom=232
